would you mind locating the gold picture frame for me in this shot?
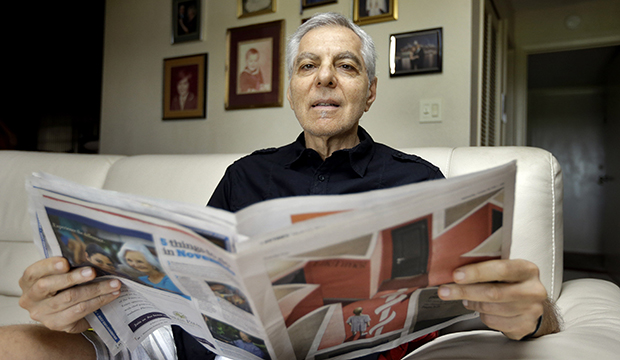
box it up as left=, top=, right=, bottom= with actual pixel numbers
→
left=237, top=0, right=276, bottom=18
left=163, top=54, right=208, bottom=120
left=353, top=0, right=398, bottom=26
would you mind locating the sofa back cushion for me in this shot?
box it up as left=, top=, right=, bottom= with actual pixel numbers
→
left=403, top=147, right=563, bottom=300
left=101, top=154, right=242, bottom=206
left=0, top=151, right=124, bottom=296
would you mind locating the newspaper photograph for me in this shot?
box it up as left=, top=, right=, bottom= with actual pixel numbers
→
left=26, top=161, right=516, bottom=359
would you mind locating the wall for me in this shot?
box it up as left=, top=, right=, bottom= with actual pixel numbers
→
left=603, top=52, right=620, bottom=281
left=99, top=0, right=476, bottom=155
left=527, top=87, right=607, bottom=253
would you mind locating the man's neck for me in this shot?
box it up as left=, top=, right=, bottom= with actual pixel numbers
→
left=304, top=126, right=360, bottom=161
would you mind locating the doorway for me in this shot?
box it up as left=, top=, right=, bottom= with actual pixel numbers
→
left=526, top=46, right=620, bottom=278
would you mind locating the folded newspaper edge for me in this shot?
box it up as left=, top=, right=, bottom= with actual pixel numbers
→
left=26, top=161, right=516, bottom=360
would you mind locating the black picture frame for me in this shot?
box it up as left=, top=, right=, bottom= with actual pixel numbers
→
left=172, top=0, right=201, bottom=44
left=302, top=0, right=337, bottom=10
left=389, top=28, right=443, bottom=77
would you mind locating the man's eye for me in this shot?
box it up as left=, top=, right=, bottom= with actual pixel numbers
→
left=300, top=64, right=314, bottom=70
left=340, top=63, right=357, bottom=71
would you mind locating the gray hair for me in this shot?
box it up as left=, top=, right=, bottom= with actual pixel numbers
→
left=286, top=12, right=377, bottom=83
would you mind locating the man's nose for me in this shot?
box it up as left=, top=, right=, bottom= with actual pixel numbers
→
left=316, top=65, right=336, bottom=88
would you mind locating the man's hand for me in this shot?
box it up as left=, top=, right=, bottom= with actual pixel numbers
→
left=437, top=259, right=561, bottom=340
left=18, top=257, right=122, bottom=333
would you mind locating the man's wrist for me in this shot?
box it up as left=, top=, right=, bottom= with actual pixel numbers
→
left=520, top=315, right=543, bottom=341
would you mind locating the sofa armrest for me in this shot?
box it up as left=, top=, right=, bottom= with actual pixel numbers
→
left=404, top=279, right=620, bottom=359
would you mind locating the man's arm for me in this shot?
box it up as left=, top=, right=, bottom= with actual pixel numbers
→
left=0, top=256, right=123, bottom=359
left=437, top=259, right=562, bottom=340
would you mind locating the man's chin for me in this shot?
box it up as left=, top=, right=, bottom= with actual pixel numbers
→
left=302, top=122, right=358, bottom=140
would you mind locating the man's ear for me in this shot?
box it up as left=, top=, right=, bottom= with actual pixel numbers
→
left=365, top=77, right=378, bottom=112
left=286, top=86, right=293, bottom=109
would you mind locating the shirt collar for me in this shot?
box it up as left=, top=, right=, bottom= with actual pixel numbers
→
left=285, top=126, right=375, bottom=177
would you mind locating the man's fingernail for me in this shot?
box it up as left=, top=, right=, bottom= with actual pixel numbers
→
left=454, top=270, right=466, bottom=281
left=55, top=261, right=65, bottom=271
left=81, top=268, right=93, bottom=277
left=438, top=287, right=450, bottom=297
left=462, top=300, right=468, bottom=307
left=110, top=280, right=120, bottom=289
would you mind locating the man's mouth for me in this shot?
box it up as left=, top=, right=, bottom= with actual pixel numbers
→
left=312, top=100, right=340, bottom=108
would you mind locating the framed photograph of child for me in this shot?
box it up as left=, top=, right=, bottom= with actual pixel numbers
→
left=225, top=20, right=284, bottom=110
left=353, top=0, right=398, bottom=26
left=389, top=28, right=443, bottom=77
left=172, top=0, right=201, bottom=44
left=163, top=54, right=208, bottom=120
left=237, top=0, right=276, bottom=18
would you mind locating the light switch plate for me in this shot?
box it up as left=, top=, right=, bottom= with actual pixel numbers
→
left=420, top=98, right=442, bottom=123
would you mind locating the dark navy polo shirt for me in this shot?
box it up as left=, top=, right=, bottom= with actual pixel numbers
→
left=173, top=127, right=444, bottom=359
left=207, top=127, right=444, bottom=212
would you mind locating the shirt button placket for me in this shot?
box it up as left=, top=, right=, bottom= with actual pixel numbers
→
left=312, top=173, right=328, bottom=194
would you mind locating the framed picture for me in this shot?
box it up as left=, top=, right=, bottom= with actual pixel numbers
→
left=389, top=28, right=442, bottom=77
left=225, top=20, right=284, bottom=110
left=353, top=0, right=398, bottom=26
left=172, top=0, right=201, bottom=44
left=163, top=54, right=208, bottom=120
left=301, top=0, right=337, bottom=10
left=237, top=0, right=276, bottom=18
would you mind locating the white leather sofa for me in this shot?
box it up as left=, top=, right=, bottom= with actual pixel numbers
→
left=1, top=148, right=619, bottom=359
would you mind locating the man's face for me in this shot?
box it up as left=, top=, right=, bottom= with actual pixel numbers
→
left=287, top=26, right=377, bottom=140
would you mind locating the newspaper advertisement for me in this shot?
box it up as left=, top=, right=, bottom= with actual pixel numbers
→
left=26, top=161, right=516, bottom=360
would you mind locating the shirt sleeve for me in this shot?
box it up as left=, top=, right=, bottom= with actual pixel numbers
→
left=207, top=167, right=233, bottom=212
left=82, top=325, right=177, bottom=360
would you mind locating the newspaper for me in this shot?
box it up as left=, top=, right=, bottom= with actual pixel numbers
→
left=26, top=161, right=516, bottom=360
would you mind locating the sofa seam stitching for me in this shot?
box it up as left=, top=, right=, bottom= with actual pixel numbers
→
left=549, top=151, right=556, bottom=298
left=446, top=148, right=455, bottom=178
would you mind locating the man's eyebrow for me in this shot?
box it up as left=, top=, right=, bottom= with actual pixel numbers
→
left=334, top=51, right=363, bottom=68
left=295, top=52, right=319, bottom=65
left=294, top=51, right=363, bottom=68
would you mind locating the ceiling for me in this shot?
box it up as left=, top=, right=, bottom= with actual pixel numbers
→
left=528, top=46, right=620, bottom=88
left=507, top=0, right=602, bottom=12
left=502, top=0, right=620, bottom=89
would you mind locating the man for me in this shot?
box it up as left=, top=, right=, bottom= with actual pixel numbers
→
left=410, top=41, right=425, bottom=70
left=0, top=12, right=559, bottom=360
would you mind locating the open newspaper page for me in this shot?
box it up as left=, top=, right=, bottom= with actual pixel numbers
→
left=230, top=161, right=515, bottom=359
left=26, top=174, right=271, bottom=358
left=26, top=161, right=515, bottom=360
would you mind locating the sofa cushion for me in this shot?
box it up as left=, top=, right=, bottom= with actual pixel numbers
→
left=403, top=147, right=563, bottom=300
left=0, top=151, right=124, bottom=243
left=0, top=242, right=41, bottom=297
left=0, top=295, right=34, bottom=326
left=102, top=154, right=244, bottom=206
left=0, top=151, right=124, bottom=299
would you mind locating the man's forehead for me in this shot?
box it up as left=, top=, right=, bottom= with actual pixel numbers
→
left=298, top=25, right=362, bottom=52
